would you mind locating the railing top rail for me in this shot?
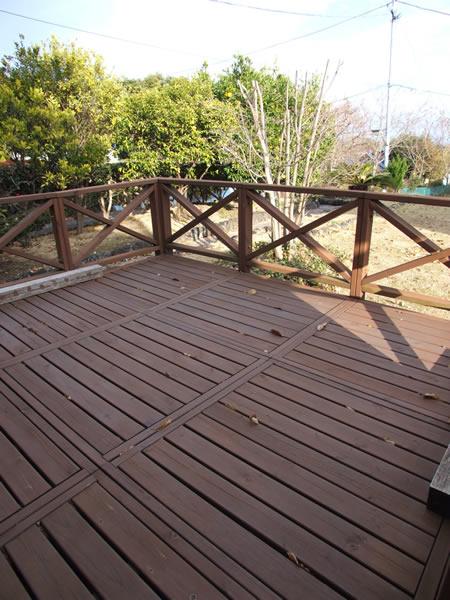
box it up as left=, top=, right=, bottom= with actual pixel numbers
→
left=0, top=178, right=158, bottom=205
left=1, top=176, right=450, bottom=206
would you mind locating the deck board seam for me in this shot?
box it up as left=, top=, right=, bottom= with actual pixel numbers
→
left=0, top=471, right=96, bottom=546
left=108, top=356, right=274, bottom=466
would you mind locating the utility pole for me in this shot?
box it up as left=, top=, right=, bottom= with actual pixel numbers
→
left=384, top=0, right=400, bottom=169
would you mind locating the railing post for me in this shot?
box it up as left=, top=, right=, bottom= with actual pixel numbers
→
left=51, top=197, right=73, bottom=270
left=238, top=187, right=252, bottom=272
left=350, top=198, right=373, bottom=298
left=151, top=180, right=172, bottom=255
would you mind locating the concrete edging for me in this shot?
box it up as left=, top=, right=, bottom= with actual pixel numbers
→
left=0, top=265, right=105, bottom=304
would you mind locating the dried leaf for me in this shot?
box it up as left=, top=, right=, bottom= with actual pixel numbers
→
left=247, top=288, right=257, bottom=295
left=423, top=392, right=439, bottom=400
left=316, top=322, right=328, bottom=331
left=346, top=405, right=354, bottom=412
left=249, top=415, right=260, bottom=425
left=223, top=402, right=236, bottom=411
left=287, top=551, right=299, bottom=565
left=183, top=352, right=192, bottom=357
left=270, top=328, right=282, bottom=337
left=383, top=436, right=396, bottom=445
left=156, top=418, right=172, bottom=431
left=172, top=277, right=179, bottom=281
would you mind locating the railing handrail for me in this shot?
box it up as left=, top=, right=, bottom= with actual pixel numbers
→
left=1, top=177, right=450, bottom=207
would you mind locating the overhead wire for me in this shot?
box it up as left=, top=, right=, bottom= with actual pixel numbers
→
left=208, top=0, right=362, bottom=18
left=0, top=7, right=206, bottom=57
left=397, top=1, right=450, bottom=18
left=205, top=3, right=390, bottom=67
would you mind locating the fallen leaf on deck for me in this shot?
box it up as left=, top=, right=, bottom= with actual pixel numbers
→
left=270, top=328, right=282, bottom=337
left=156, top=418, right=172, bottom=431
left=247, top=288, right=257, bottom=295
left=316, top=322, right=328, bottom=331
left=172, top=277, right=179, bottom=281
left=249, top=415, right=260, bottom=424
left=346, top=406, right=354, bottom=412
left=287, top=551, right=299, bottom=565
left=383, top=436, right=396, bottom=445
left=423, top=392, right=439, bottom=400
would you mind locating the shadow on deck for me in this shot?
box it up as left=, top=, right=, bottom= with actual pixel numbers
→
left=1, top=255, right=449, bottom=600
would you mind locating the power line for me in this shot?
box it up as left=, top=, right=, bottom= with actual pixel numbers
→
left=0, top=8, right=205, bottom=57
left=208, top=0, right=362, bottom=18
left=334, top=85, right=386, bottom=102
left=397, top=1, right=450, bottom=17
left=333, top=82, right=450, bottom=104
left=210, top=3, right=389, bottom=62
left=394, top=84, right=450, bottom=98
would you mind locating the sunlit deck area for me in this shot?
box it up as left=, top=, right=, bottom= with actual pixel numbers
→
left=1, top=254, right=449, bottom=599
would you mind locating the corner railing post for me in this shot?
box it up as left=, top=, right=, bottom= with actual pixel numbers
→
left=238, top=187, right=252, bottom=272
left=51, top=197, right=73, bottom=270
left=152, top=180, right=172, bottom=255
left=350, top=197, right=373, bottom=298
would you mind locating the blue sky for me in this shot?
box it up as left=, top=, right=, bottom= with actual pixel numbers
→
left=0, top=0, right=449, bottom=117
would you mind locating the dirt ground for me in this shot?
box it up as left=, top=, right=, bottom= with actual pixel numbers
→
left=1, top=202, right=449, bottom=319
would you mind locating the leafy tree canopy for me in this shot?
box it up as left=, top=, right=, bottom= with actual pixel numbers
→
left=114, top=71, right=235, bottom=180
left=0, top=36, right=120, bottom=192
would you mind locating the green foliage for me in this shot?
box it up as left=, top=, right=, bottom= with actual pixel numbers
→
left=0, top=36, right=119, bottom=192
left=343, top=162, right=376, bottom=189
left=368, top=156, right=409, bottom=191
left=114, top=72, right=235, bottom=180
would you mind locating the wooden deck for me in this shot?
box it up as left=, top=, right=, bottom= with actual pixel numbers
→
left=0, top=255, right=449, bottom=600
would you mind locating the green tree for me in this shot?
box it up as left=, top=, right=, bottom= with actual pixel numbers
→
left=0, top=36, right=120, bottom=193
left=114, top=72, right=234, bottom=180
left=391, top=134, right=447, bottom=184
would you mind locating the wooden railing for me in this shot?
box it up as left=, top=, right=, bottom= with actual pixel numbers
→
left=1, top=177, right=449, bottom=310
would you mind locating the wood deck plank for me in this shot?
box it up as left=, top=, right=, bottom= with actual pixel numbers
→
left=204, top=399, right=441, bottom=534
left=42, top=501, right=160, bottom=599
left=145, top=440, right=411, bottom=599
left=0, top=431, right=51, bottom=505
left=99, top=468, right=275, bottom=600
left=3, top=364, right=121, bottom=454
left=0, top=254, right=448, bottom=599
left=73, top=482, right=226, bottom=599
left=0, top=391, right=79, bottom=484
left=189, top=411, right=434, bottom=562
left=6, top=525, right=94, bottom=599
left=23, top=355, right=143, bottom=440
left=0, top=552, right=31, bottom=600
left=121, top=452, right=340, bottom=600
